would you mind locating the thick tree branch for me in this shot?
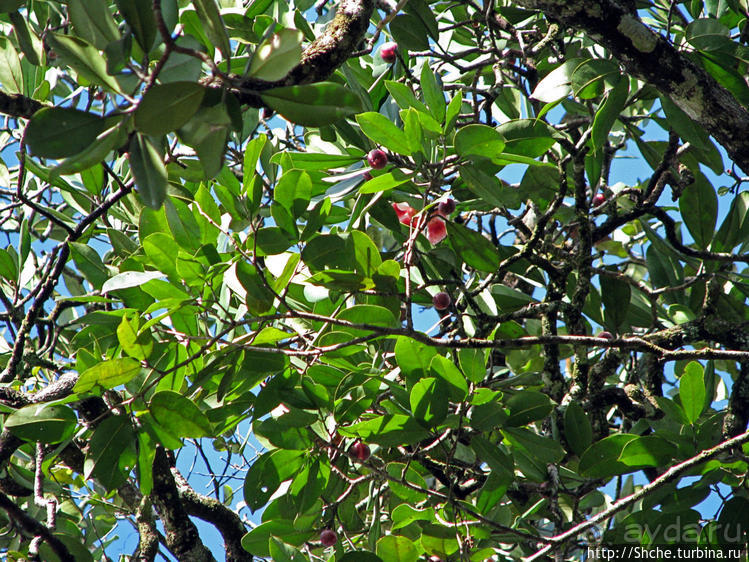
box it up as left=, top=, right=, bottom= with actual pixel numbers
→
left=234, top=0, right=374, bottom=104
left=516, top=0, right=749, bottom=172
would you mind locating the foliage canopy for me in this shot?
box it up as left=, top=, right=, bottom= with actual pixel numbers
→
left=1, top=0, right=749, bottom=560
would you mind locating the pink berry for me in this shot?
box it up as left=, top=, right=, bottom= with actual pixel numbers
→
left=380, top=41, right=398, bottom=63
left=597, top=331, right=613, bottom=339
left=392, top=202, right=417, bottom=226
left=349, top=440, right=370, bottom=461
left=433, top=291, right=451, bottom=311
left=320, top=529, right=337, bottom=546
left=592, top=193, right=606, bottom=206
left=438, top=198, right=456, bottom=215
left=367, top=149, right=388, bottom=169
left=426, top=217, right=447, bottom=244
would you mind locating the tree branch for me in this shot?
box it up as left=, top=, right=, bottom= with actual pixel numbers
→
left=516, top=0, right=749, bottom=173
left=526, top=429, right=749, bottom=561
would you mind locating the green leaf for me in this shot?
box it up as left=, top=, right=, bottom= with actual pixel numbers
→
left=117, top=315, right=154, bottom=360
left=420, top=64, right=445, bottom=122
left=410, top=378, right=448, bottom=427
left=115, top=0, right=156, bottom=52
left=46, top=32, right=121, bottom=92
left=389, top=13, right=429, bottom=50
left=564, top=402, right=593, bottom=456
left=26, top=108, right=107, bottom=159
left=531, top=60, right=577, bottom=103
left=578, top=434, right=639, bottom=478
left=359, top=169, right=413, bottom=194
left=454, top=124, right=505, bottom=159
left=376, top=535, right=420, bottom=562
left=458, top=348, right=487, bottom=383
left=248, top=29, right=303, bottom=81
left=261, top=82, right=362, bottom=127
left=269, top=538, right=306, bottom=562
left=341, top=414, right=430, bottom=446
left=130, top=134, right=168, bottom=209
left=445, top=222, right=500, bottom=272
left=680, top=361, right=706, bottom=424
left=504, top=391, right=554, bottom=426
left=243, top=449, right=305, bottom=511
left=68, top=0, right=120, bottom=49
left=459, top=164, right=516, bottom=209
left=429, top=355, right=468, bottom=401
left=470, top=436, right=514, bottom=478
left=0, top=0, right=23, bottom=12
left=102, top=271, right=165, bottom=293
left=395, top=336, right=438, bottom=384
left=143, top=232, right=180, bottom=279
left=356, top=112, right=412, bottom=154
left=84, top=415, right=135, bottom=489
left=591, top=77, right=629, bottom=154
left=74, top=358, right=142, bottom=393
left=600, top=273, right=631, bottom=330
left=194, top=0, right=231, bottom=58
left=618, top=435, right=677, bottom=467
left=714, top=191, right=749, bottom=251
left=234, top=260, right=275, bottom=314
left=679, top=172, right=717, bottom=249
left=149, top=390, right=212, bottom=439
left=501, top=427, right=564, bottom=463
left=497, top=119, right=559, bottom=157
left=135, top=82, right=206, bottom=136
left=686, top=18, right=732, bottom=52
left=5, top=404, right=78, bottom=444
left=51, top=117, right=128, bottom=177
left=0, top=36, right=22, bottom=94
left=385, top=81, right=429, bottom=113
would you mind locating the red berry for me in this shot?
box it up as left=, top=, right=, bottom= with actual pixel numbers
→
left=597, top=331, right=614, bottom=339
left=438, top=198, right=456, bottom=215
left=367, top=149, right=388, bottom=169
left=320, top=529, right=337, bottom=546
left=433, top=291, right=451, bottom=311
left=392, top=202, right=417, bottom=226
left=349, top=440, right=370, bottom=461
left=426, top=217, right=447, bottom=244
left=592, top=193, right=606, bottom=206
left=362, top=171, right=373, bottom=181
left=380, top=41, right=398, bottom=63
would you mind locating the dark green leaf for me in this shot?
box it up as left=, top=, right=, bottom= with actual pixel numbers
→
left=26, top=108, right=107, bottom=159
left=446, top=222, right=500, bottom=272
left=591, top=78, right=629, bottom=154
left=679, top=172, right=717, bottom=249
left=578, top=434, right=639, bottom=478
left=149, top=390, right=212, bottom=439
left=410, top=377, right=448, bottom=427
left=74, top=358, right=142, bottom=393
left=680, top=361, right=706, bottom=424
left=356, top=112, right=412, bottom=154
left=564, top=402, right=593, bottom=456
left=115, top=0, right=156, bottom=52
left=341, top=414, right=430, bottom=446
left=46, top=32, right=121, bottom=91
left=194, top=0, right=231, bottom=57
left=262, top=82, right=363, bottom=127
left=389, top=13, right=429, bottom=50
left=130, top=134, right=168, bottom=209
left=135, top=82, right=206, bottom=136
left=5, top=404, right=77, bottom=443
left=504, top=391, right=554, bottom=426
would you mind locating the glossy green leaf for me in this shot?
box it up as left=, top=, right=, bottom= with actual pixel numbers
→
left=26, top=107, right=107, bottom=159
left=504, top=391, right=554, bottom=426
left=68, top=0, right=120, bottom=49
left=0, top=36, right=22, bottom=94
left=591, top=77, right=629, bottom=153
left=502, top=426, right=564, bottom=463
left=429, top=355, right=468, bottom=400
left=680, top=172, right=718, bottom=249
left=618, top=435, right=677, bottom=467
left=341, top=414, right=430, bottom=446
left=376, top=535, right=420, bottom=562
left=194, top=0, right=231, bottom=57
left=420, top=64, right=445, bottom=122
left=531, top=60, right=577, bottom=103
left=5, top=404, right=78, bottom=443
left=359, top=169, right=412, bottom=194
left=115, top=0, right=155, bottom=52
left=601, top=273, right=631, bottom=330
left=445, top=222, right=500, bottom=272
left=46, top=32, right=121, bottom=91
left=680, top=361, right=706, bottom=424
left=117, top=315, right=154, bottom=360
left=564, top=401, right=593, bottom=456
left=130, top=134, right=168, bottom=209
left=74, top=358, right=142, bottom=393
left=458, top=348, right=487, bottom=383
left=262, top=82, right=362, bottom=127
left=84, top=415, right=135, bottom=489
left=135, top=82, right=206, bottom=136
left=454, top=124, right=505, bottom=159
left=714, top=191, right=749, bottom=251
left=389, top=13, right=429, bottom=50
left=149, top=390, right=212, bottom=439
left=410, top=377, right=448, bottom=427
left=356, top=112, right=412, bottom=155
left=51, top=117, right=128, bottom=177
left=578, top=434, right=639, bottom=478
left=248, top=29, right=303, bottom=81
